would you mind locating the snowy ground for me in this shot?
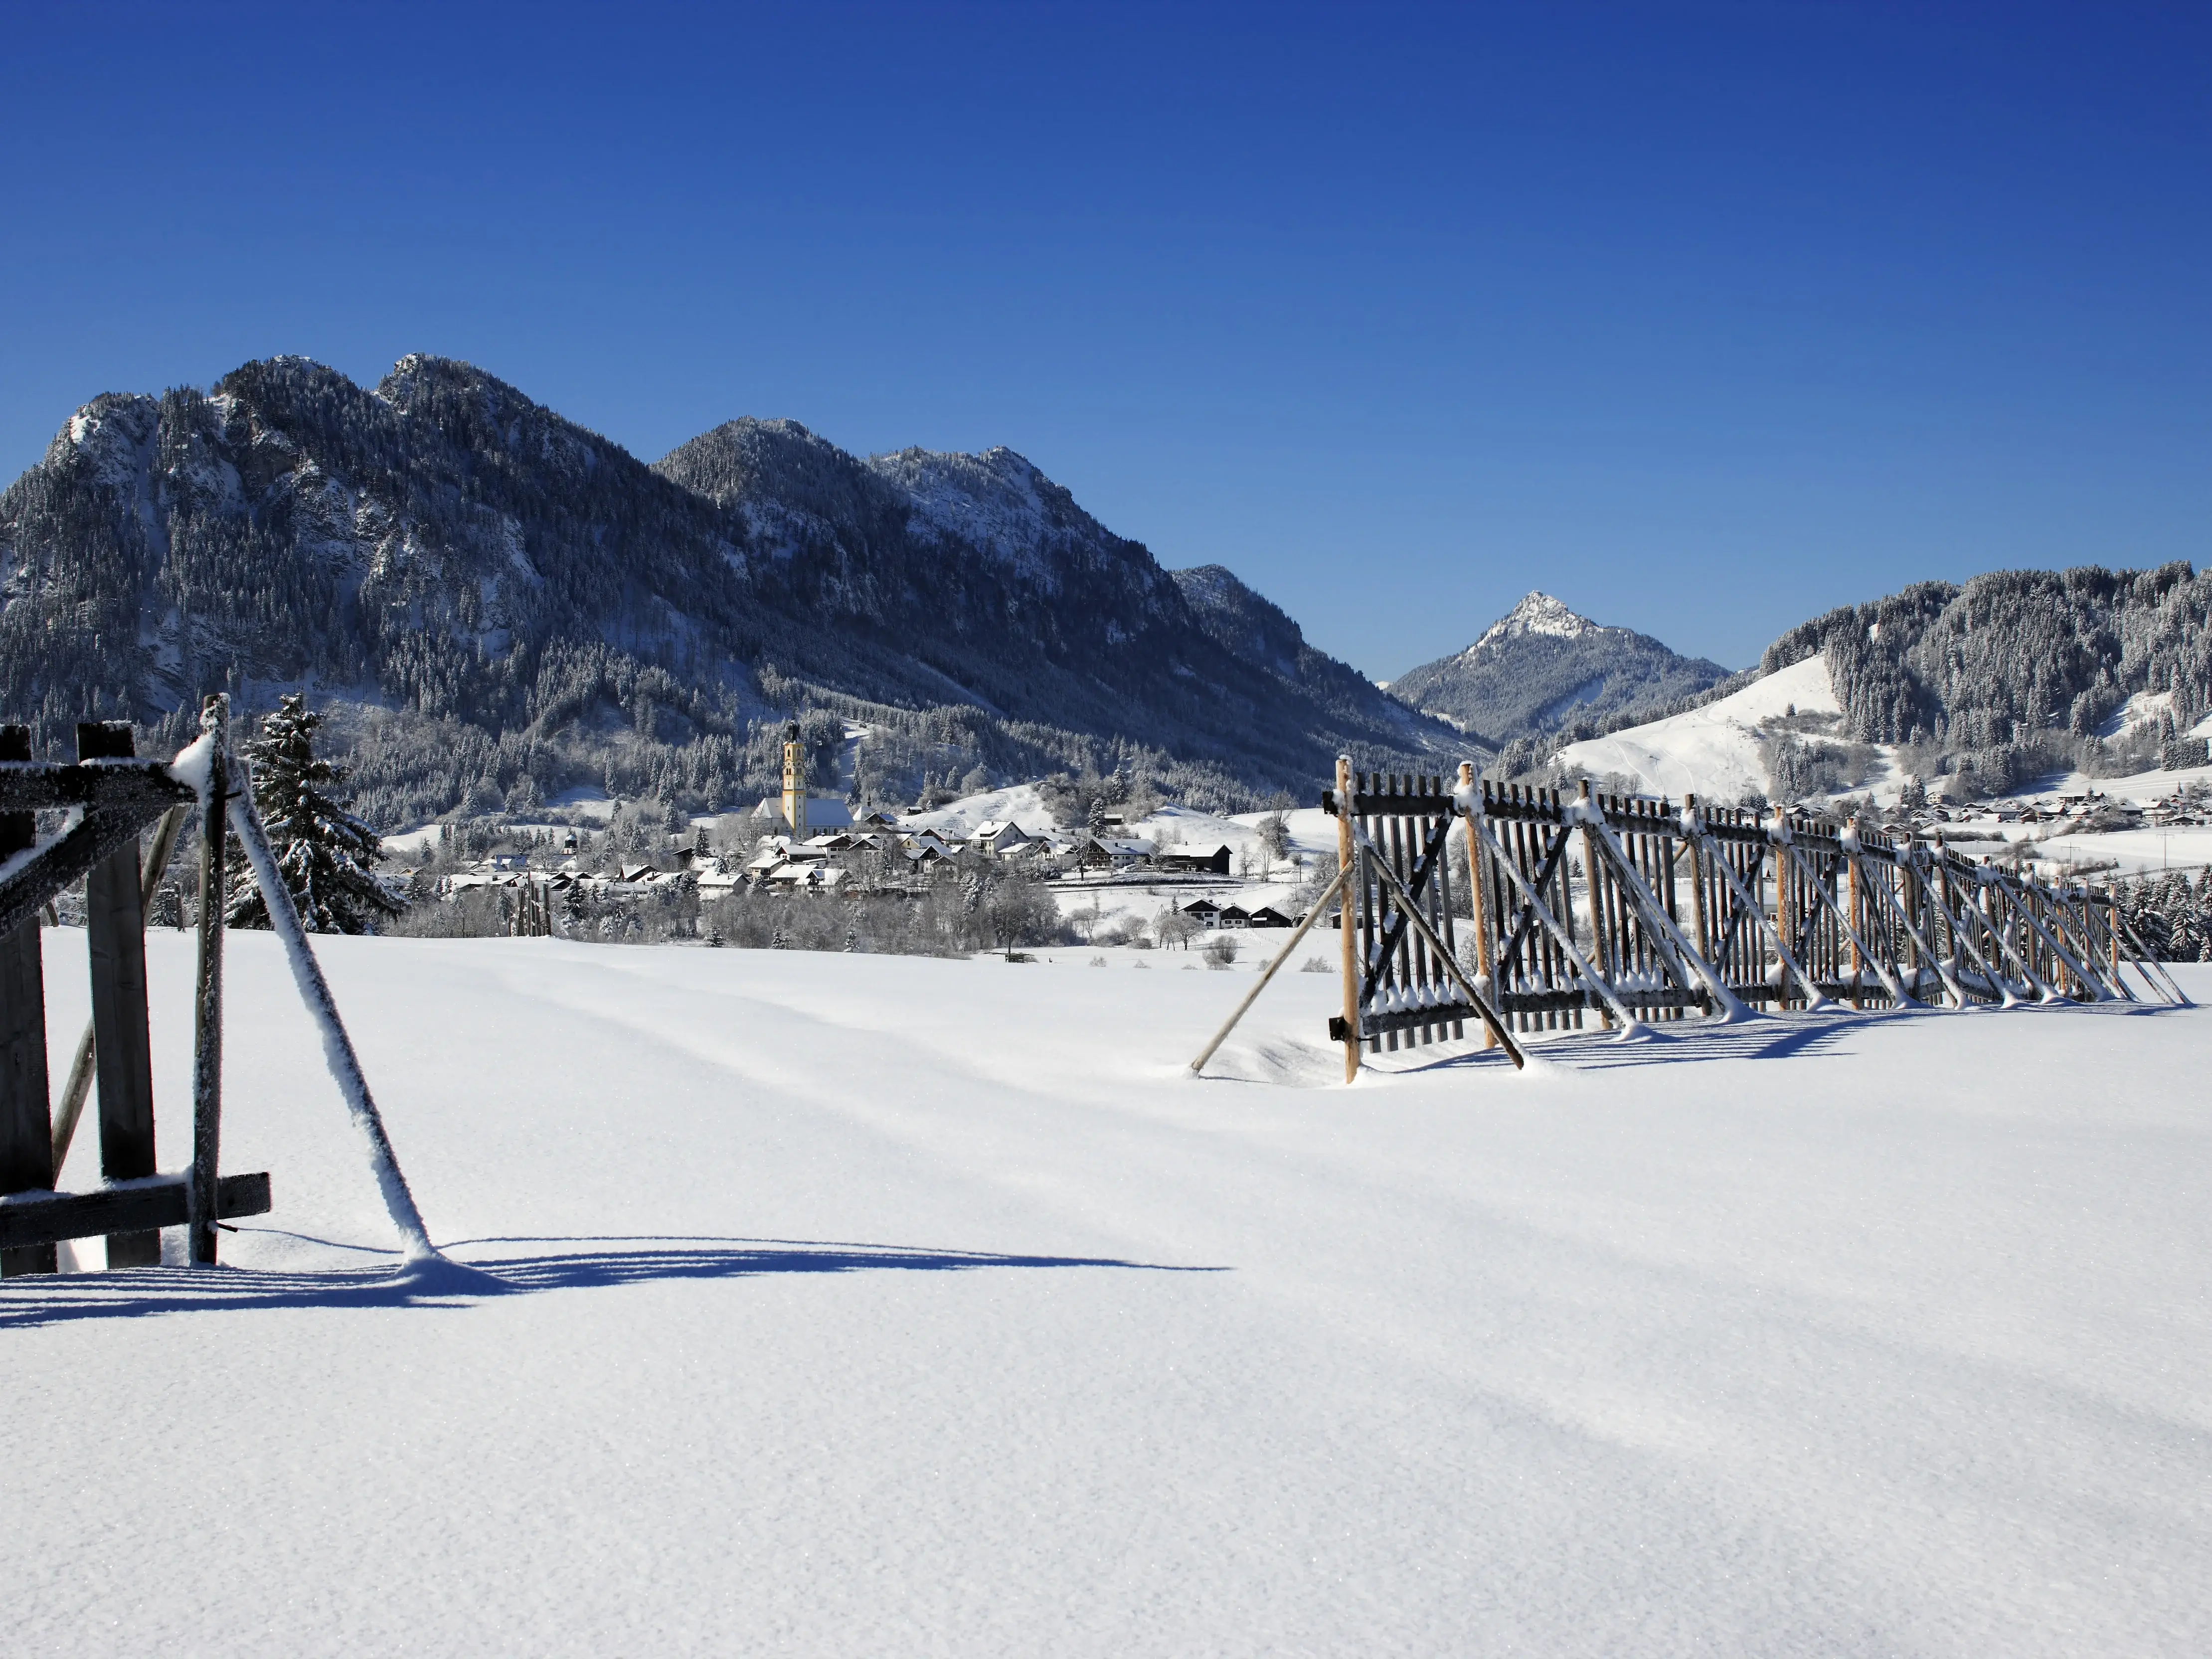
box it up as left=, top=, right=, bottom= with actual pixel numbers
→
left=7, top=931, right=2209, bottom=1657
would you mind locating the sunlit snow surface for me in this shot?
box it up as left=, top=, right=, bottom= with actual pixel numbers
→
left=1554, top=654, right=1842, bottom=803
left=8, top=931, right=2210, bottom=1657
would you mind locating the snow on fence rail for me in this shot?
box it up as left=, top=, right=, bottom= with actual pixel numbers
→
left=1, top=695, right=446, bottom=1278
left=1187, top=759, right=2188, bottom=1085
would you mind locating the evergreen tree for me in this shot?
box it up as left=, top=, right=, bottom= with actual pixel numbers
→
left=227, top=694, right=404, bottom=934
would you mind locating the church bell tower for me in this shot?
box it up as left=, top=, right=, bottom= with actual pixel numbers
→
left=780, top=720, right=806, bottom=837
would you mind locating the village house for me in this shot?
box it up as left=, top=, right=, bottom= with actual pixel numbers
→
left=1155, top=842, right=1233, bottom=875
left=969, top=820, right=1033, bottom=856
left=1071, top=834, right=1152, bottom=873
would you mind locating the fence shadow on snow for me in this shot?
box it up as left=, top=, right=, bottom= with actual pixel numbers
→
left=1361, top=991, right=2189, bottom=1080
left=0, top=1234, right=1227, bottom=1331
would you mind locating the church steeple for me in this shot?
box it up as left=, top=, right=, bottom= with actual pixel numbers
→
left=780, top=720, right=806, bottom=837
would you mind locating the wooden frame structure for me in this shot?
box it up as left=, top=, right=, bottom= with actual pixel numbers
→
left=0, top=697, right=271, bottom=1275
left=1284, top=755, right=2183, bottom=1086
left=1466, top=779, right=2166, bottom=1022
left=1321, top=759, right=1525, bottom=1080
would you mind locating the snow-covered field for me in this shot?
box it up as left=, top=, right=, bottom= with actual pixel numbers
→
left=7, top=931, right=2209, bottom=1656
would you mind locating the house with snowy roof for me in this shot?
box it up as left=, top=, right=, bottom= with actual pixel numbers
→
left=970, top=820, right=1033, bottom=856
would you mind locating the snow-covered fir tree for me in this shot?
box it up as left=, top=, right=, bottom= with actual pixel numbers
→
left=227, top=694, right=404, bottom=934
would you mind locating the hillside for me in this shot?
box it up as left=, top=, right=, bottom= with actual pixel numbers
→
left=1758, top=565, right=2212, bottom=797
left=1547, top=564, right=2212, bottom=816
left=1388, top=592, right=1731, bottom=743
left=1553, top=654, right=1844, bottom=804
left=0, top=358, right=1464, bottom=826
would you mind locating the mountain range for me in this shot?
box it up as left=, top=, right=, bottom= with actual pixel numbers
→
left=0, top=355, right=1461, bottom=826
left=4, top=353, right=2203, bottom=828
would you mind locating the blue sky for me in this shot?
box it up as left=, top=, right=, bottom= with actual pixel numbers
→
left=2, top=2, right=2204, bottom=677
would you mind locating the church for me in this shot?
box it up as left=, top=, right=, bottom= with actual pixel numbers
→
left=750, top=720, right=854, bottom=835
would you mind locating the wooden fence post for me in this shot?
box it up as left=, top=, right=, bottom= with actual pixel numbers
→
left=1335, top=755, right=1360, bottom=1084
left=188, top=695, right=228, bottom=1265
left=79, top=722, right=161, bottom=1269
left=1458, top=763, right=1496, bottom=1051
left=0, top=724, right=57, bottom=1277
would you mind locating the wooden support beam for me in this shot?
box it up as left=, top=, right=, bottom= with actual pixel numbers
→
left=1190, top=864, right=1345, bottom=1075
left=51, top=803, right=189, bottom=1179
left=0, top=724, right=57, bottom=1277
left=1471, top=816, right=1644, bottom=1034
left=1458, top=765, right=1497, bottom=1051
left=0, top=1171, right=270, bottom=1252
left=189, top=695, right=229, bottom=1265
left=1333, top=756, right=1360, bottom=1083
left=1782, top=841, right=1915, bottom=1006
left=79, top=723, right=161, bottom=1269
left=0, top=803, right=169, bottom=945
left=0, top=761, right=197, bottom=815
left=1354, top=825, right=1525, bottom=1068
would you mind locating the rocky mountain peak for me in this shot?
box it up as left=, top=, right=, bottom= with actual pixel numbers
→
left=1470, top=592, right=1605, bottom=654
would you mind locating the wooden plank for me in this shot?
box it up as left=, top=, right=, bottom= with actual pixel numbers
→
left=1354, top=828, right=1525, bottom=1067
left=0, top=1171, right=271, bottom=1252
left=1459, top=766, right=1496, bottom=1051
left=0, top=802, right=167, bottom=944
left=50, top=802, right=190, bottom=1178
left=0, top=724, right=57, bottom=1277
left=0, top=761, right=195, bottom=814
left=1333, top=757, right=1360, bottom=1082
left=1357, top=807, right=1454, bottom=1018
left=1191, top=863, right=1345, bottom=1075
left=1325, top=789, right=1456, bottom=819
left=189, top=695, right=228, bottom=1264
left=79, top=723, right=161, bottom=1269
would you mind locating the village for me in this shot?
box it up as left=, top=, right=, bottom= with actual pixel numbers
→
left=406, top=724, right=1324, bottom=945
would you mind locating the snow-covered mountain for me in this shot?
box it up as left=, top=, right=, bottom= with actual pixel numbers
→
left=1550, top=564, right=2212, bottom=810
left=0, top=357, right=1464, bottom=824
left=1387, top=592, right=1731, bottom=742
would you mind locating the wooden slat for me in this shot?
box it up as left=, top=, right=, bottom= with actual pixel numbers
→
left=1324, top=789, right=1457, bottom=820
left=79, top=723, right=161, bottom=1269
left=0, top=761, right=194, bottom=813
left=0, top=802, right=171, bottom=943
left=0, top=724, right=57, bottom=1277
left=189, top=696, right=228, bottom=1264
left=0, top=1171, right=271, bottom=1251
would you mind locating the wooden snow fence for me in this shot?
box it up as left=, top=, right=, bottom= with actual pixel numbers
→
left=1462, top=771, right=2166, bottom=1035
left=1192, top=753, right=2180, bottom=1087
left=0, top=698, right=270, bottom=1275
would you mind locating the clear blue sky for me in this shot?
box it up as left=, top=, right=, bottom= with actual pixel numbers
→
left=2, top=2, right=2204, bottom=678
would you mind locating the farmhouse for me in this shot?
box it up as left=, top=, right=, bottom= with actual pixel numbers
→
left=1156, top=842, right=1233, bottom=875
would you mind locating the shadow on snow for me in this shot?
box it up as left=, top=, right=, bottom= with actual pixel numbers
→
left=1365, top=994, right=2185, bottom=1077
left=0, top=1233, right=1227, bottom=1330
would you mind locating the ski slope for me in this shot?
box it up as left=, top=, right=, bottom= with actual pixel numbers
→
left=6, top=931, right=2209, bottom=1657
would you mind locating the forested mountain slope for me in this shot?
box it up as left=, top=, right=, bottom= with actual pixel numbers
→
left=0, top=356, right=1462, bottom=825
left=1389, top=592, right=1731, bottom=742
left=1762, top=565, right=2210, bottom=747
left=1532, top=564, right=2212, bottom=805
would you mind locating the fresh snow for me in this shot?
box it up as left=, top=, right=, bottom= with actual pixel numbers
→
left=1468, top=589, right=1607, bottom=654
left=7, top=928, right=2210, bottom=1657
left=1554, top=653, right=1844, bottom=802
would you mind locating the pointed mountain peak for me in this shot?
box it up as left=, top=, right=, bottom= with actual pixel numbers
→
left=1469, top=592, right=1605, bottom=655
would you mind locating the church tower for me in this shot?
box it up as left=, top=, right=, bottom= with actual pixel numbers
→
left=780, top=720, right=806, bottom=837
